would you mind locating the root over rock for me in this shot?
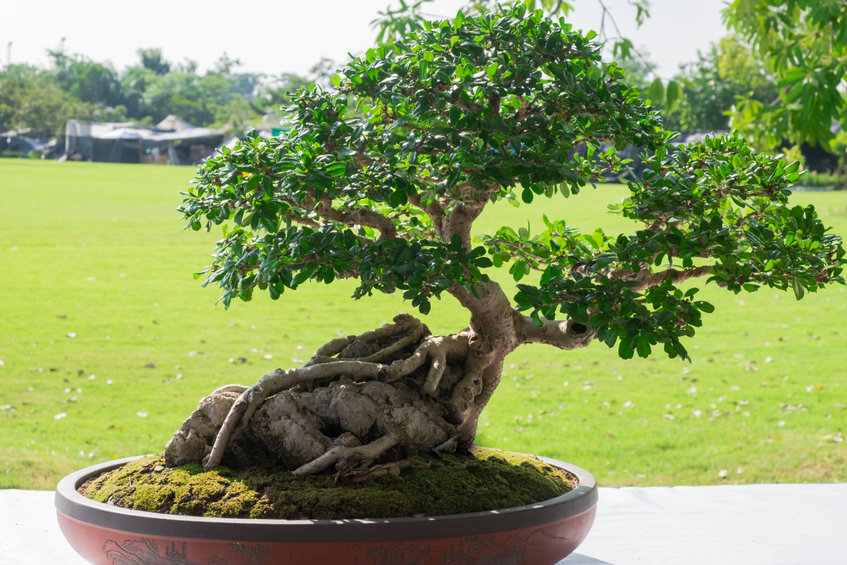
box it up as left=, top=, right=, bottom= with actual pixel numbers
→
left=165, top=315, right=475, bottom=476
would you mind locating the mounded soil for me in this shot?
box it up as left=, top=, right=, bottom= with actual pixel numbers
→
left=79, top=447, right=577, bottom=519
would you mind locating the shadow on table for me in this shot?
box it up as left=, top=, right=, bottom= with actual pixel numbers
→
left=559, top=553, right=614, bottom=565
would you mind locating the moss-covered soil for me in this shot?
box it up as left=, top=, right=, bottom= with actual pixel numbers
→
left=79, top=447, right=576, bottom=519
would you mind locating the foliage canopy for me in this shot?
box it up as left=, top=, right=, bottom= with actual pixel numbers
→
left=182, top=3, right=845, bottom=362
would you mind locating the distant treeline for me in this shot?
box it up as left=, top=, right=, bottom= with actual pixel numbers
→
left=4, top=36, right=841, bottom=179
left=0, top=48, right=332, bottom=140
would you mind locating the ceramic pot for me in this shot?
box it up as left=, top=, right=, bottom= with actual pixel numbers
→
left=56, top=454, right=597, bottom=565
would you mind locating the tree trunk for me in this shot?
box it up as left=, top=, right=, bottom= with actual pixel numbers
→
left=165, top=287, right=595, bottom=476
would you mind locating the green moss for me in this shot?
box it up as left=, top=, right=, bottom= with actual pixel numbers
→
left=79, top=447, right=577, bottom=519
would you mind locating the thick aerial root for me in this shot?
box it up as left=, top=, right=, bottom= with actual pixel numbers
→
left=292, top=434, right=398, bottom=476
left=449, top=335, right=497, bottom=416
left=307, top=314, right=425, bottom=365
left=197, top=315, right=471, bottom=472
left=202, top=384, right=266, bottom=470
left=170, top=312, right=598, bottom=476
left=164, top=386, right=248, bottom=467
left=202, top=362, right=392, bottom=470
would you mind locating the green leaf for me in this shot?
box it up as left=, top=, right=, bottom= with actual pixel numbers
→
left=791, top=277, right=805, bottom=300
left=510, top=260, right=527, bottom=282
left=635, top=335, right=651, bottom=358
left=486, top=61, right=499, bottom=80
left=618, top=337, right=635, bottom=359
left=694, top=301, right=715, bottom=313
left=326, top=163, right=346, bottom=177
left=665, top=80, right=682, bottom=112
left=648, top=77, right=664, bottom=105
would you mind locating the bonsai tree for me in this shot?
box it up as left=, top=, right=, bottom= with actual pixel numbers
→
left=171, top=4, right=845, bottom=477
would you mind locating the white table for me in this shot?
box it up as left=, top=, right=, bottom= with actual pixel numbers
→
left=2, top=484, right=845, bottom=564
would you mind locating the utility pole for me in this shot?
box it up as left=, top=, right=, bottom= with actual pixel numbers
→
left=6, top=41, right=10, bottom=68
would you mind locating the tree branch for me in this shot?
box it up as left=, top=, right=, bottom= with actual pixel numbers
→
left=407, top=192, right=445, bottom=239
left=516, top=315, right=597, bottom=349
left=316, top=196, right=398, bottom=241
left=608, top=264, right=714, bottom=292
left=292, top=433, right=399, bottom=476
left=441, top=183, right=499, bottom=249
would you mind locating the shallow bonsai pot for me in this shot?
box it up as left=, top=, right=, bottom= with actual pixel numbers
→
left=56, top=454, right=597, bottom=565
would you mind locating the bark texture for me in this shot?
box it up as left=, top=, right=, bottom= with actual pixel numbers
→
left=165, top=310, right=595, bottom=476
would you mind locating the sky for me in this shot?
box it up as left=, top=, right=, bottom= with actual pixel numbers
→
left=3, top=0, right=726, bottom=80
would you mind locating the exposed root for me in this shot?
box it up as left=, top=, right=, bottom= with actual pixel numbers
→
left=292, top=434, right=399, bottom=476
left=201, top=384, right=266, bottom=470
left=433, top=436, right=459, bottom=456
left=210, top=384, right=249, bottom=395
left=348, top=457, right=427, bottom=482
left=306, top=314, right=425, bottom=366
left=167, top=311, right=595, bottom=477
left=168, top=315, right=476, bottom=473
left=449, top=334, right=497, bottom=417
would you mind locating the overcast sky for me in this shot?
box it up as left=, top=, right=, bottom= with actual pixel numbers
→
left=3, top=0, right=726, bottom=79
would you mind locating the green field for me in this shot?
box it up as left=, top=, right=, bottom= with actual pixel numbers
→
left=1, top=159, right=845, bottom=489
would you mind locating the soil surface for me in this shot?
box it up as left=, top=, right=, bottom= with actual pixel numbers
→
left=79, top=447, right=577, bottom=519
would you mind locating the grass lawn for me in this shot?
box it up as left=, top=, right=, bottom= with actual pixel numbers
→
left=1, top=159, right=845, bottom=489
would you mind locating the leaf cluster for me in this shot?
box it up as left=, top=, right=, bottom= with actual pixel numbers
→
left=486, top=133, right=845, bottom=359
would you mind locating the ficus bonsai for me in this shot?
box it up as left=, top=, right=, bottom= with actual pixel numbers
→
left=169, top=3, right=845, bottom=479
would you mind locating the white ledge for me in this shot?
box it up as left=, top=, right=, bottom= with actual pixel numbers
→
left=2, top=483, right=846, bottom=564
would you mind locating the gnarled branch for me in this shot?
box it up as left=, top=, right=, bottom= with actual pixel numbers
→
left=517, top=315, right=596, bottom=350
left=316, top=196, right=398, bottom=241
left=608, top=264, right=714, bottom=292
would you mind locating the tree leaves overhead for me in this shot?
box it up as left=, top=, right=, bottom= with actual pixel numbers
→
left=724, top=0, right=847, bottom=149
left=182, top=3, right=666, bottom=311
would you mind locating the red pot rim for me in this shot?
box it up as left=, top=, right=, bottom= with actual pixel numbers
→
left=55, top=454, right=598, bottom=542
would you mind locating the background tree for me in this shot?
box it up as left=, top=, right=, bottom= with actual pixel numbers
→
left=48, top=50, right=124, bottom=109
left=135, top=56, right=262, bottom=126
left=723, top=0, right=846, bottom=150
left=119, top=64, right=158, bottom=121
left=171, top=5, right=845, bottom=476
left=1, top=47, right=276, bottom=140
left=138, top=48, right=171, bottom=76
left=664, top=34, right=778, bottom=134
left=1, top=65, right=71, bottom=136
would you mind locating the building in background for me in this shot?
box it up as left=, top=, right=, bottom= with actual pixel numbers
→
left=63, top=116, right=226, bottom=165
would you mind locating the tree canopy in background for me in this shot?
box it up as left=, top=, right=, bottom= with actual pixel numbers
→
left=0, top=49, right=327, bottom=139
left=660, top=34, right=778, bottom=134
left=724, top=0, right=847, bottom=150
